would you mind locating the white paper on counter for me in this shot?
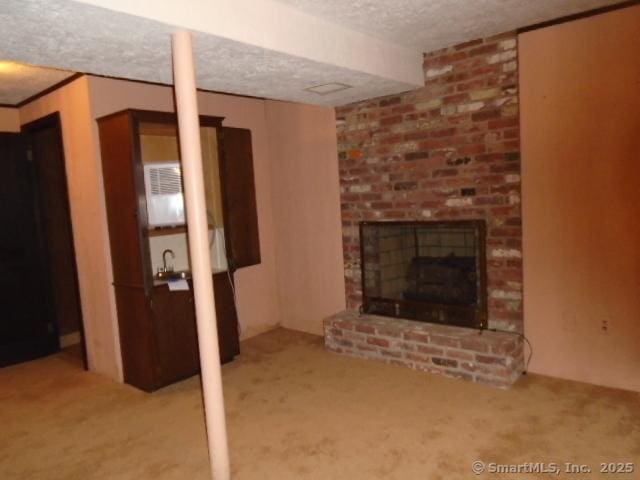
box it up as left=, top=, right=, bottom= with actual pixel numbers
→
left=167, top=279, right=190, bottom=291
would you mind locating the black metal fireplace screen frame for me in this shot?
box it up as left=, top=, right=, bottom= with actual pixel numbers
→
left=359, top=220, right=488, bottom=329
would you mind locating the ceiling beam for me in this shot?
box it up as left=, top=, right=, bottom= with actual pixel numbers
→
left=75, top=0, right=424, bottom=87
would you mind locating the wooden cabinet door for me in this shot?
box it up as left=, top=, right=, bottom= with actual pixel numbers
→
left=150, top=275, right=239, bottom=388
left=114, top=286, right=156, bottom=391
left=152, top=287, right=200, bottom=386
left=98, top=112, right=148, bottom=288
left=213, top=272, right=240, bottom=362
left=219, top=127, right=261, bottom=270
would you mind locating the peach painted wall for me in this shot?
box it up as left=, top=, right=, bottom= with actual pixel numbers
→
left=265, top=100, right=346, bottom=335
left=19, top=76, right=123, bottom=381
left=520, top=6, right=640, bottom=392
left=0, top=107, right=20, bottom=132
left=87, top=75, right=281, bottom=339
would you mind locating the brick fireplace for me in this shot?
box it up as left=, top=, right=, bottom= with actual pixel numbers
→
left=325, top=31, right=525, bottom=387
left=361, top=220, right=487, bottom=329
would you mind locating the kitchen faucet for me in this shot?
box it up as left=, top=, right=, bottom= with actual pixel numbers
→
left=162, top=249, right=175, bottom=273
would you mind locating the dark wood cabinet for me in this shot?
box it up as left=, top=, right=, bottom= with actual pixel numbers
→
left=98, top=109, right=257, bottom=392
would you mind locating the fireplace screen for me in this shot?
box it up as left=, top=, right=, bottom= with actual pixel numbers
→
left=360, top=221, right=487, bottom=329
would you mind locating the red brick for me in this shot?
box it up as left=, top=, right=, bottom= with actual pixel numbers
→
left=333, top=320, right=354, bottom=330
left=430, top=335, right=460, bottom=348
left=443, top=93, right=468, bottom=104
left=469, top=43, right=499, bottom=56
left=376, top=326, right=402, bottom=338
left=355, top=343, right=376, bottom=352
left=432, top=357, right=458, bottom=368
left=380, top=115, right=403, bottom=126
left=406, top=352, right=431, bottom=364
left=488, top=118, right=519, bottom=129
left=367, top=337, right=389, bottom=347
left=355, top=324, right=376, bottom=334
left=379, top=96, right=402, bottom=107
left=328, top=328, right=343, bottom=337
left=403, top=331, right=430, bottom=343
left=472, top=109, right=501, bottom=122
left=380, top=349, right=402, bottom=358
left=476, top=354, right=507, bottom=366
left=446, top=349, right=475, bottom=361
left=416, top=344, right=444, bottom=356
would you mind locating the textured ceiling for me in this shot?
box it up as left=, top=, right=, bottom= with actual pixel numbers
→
left=0, top=0, right=627, bottom=107
left=0, top=61, right=75, bottom=105
left=276, top=0, right=624, bottom=50
left=0, top=0, right=418, bottom=107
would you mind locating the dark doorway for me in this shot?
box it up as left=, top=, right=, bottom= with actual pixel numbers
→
left=0, top=113, right=86, bottom=368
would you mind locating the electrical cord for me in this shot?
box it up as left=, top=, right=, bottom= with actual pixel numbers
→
left=483, top=327, right=533, bottom=374
left=207, top=212, right=241, bottom=338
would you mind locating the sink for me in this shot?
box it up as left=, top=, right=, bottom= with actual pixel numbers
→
left=156, top=270, right=191, bottom=281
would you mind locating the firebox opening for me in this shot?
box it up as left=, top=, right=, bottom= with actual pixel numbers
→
left=360, top=220, right=487, bottom=329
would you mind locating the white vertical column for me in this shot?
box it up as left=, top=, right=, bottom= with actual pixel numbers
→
left=171, top=30, right=231, bottom=480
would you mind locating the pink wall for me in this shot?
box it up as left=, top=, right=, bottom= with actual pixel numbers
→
left=520, top=6, right=640, bottom=392
left=0, top=107, right=20, bottom=132
left=19, top=77, right=123, bottom=381
left=265, top=100, right=346, bottom=335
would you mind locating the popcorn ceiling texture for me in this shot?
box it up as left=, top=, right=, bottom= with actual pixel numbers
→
left=0, top=0, right=416, bottom=106
left=336, top=32, right=523, bottom=332
left=0, top=63, right=75, bottom=105
left=277, top=0, right=622, bottom=50
left=1, top=0, right=619, bottom=107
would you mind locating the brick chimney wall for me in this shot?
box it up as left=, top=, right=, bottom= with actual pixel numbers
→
left=335, top=32, right=522, bottom=332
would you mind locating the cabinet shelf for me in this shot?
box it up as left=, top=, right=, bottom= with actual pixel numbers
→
left=147, top=224, right=220, bottom=237
left=147, top=226, right=187, bottom=237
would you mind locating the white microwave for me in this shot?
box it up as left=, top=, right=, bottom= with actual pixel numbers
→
left=143, top=162, right=185, bottom=227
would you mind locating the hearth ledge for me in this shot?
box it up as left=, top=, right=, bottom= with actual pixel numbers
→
left=324, top=310, right=524, bottom=388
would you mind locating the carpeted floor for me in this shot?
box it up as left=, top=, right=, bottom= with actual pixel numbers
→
left=1, top=328, right=638, bottom=479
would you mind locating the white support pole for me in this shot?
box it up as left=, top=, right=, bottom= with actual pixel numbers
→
left=172, top=31, right=231, bottom=480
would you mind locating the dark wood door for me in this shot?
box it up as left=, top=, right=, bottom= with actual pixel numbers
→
left=0, top=133, right=59, bottom=366
left=25, top=116, right=85, bottom=356
left=219, top=127, right=261, bottom=270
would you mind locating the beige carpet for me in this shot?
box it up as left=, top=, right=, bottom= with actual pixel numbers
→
left=1, top=328, right=638, bottom=480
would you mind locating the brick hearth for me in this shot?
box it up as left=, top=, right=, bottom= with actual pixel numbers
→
left=324, top=311, right=524, bottom=388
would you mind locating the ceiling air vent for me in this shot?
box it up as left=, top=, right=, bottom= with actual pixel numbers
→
left=304, top=83, right=352, bottom=95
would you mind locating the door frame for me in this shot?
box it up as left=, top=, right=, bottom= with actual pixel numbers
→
left=21, top=112, right=88, bottom=369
